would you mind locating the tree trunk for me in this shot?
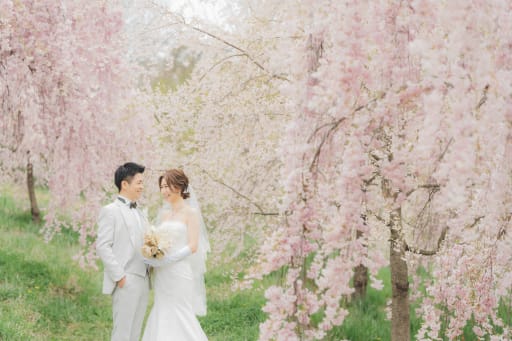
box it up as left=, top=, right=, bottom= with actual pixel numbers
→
left=390, top=208, right=410, bottom=341
left=353, top=230, right=368, bottom=300
left=27, top=158, right=41, bottom=224
left=230, top=225, right=245, bottom=259
left=353, top=263, right=368, bottom=300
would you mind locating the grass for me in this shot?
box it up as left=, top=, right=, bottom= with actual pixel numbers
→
left=327, top=268, right=393, bottom=341
left=0, top=192, right=111, bottom=340
left=1, top=187, right=510, bottom=340
left=0, top=189, right=266, bottom=341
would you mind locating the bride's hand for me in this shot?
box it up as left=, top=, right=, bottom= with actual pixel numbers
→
left=144, top=258, right=161, bottom=267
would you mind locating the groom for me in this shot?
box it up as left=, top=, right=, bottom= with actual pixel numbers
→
left=96, top=162, right=150, bottom=341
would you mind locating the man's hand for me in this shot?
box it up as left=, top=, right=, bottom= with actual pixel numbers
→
left=117, top=276, right=126, bottom=288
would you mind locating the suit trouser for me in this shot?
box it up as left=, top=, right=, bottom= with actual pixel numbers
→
left=112, top=273, right=150, bottom=341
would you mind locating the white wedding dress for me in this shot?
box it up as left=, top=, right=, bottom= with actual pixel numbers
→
left=142, top=220, right=208, bottom=341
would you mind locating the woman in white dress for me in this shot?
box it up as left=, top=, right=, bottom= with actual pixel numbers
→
left=142, top=169, right=209, bottom=341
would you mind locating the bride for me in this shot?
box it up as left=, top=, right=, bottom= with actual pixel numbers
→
left=142, top=168, right=209, bottom=341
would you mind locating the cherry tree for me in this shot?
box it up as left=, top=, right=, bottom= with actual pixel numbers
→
left=0, top=0, right=156, bottom=266
left=131, top=1, right=511, bottom=339
left=129, top=1, right=290, bottom=263
left=234, top=1, right=512, bottom=340
left=10, top=0, right=507, bottom=338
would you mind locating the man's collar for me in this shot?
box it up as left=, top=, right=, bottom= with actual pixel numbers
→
left=117, top=195, right=137, bottom=208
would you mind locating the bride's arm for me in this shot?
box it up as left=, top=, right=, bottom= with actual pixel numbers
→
left=143, top=208, right=200, bottom=267
left=185, top=207, right=200, bottom=253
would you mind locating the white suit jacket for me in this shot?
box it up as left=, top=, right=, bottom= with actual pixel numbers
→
left=96, top=200, right=148, bottom=295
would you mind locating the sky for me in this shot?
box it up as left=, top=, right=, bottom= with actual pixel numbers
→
left=154, top=0, right=232, bottom=24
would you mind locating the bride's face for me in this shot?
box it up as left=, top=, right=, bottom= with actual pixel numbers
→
left=160, top=179, right=181, bottom=201
left=159, top=179, right=170, bottom=200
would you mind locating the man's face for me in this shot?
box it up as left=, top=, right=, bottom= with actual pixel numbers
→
left=122, top=173, right=144, bottom=201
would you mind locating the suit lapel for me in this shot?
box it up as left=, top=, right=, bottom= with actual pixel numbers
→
left=137, top=208, right=148, bottom=230
left=115, top=200, right=139, bottom=248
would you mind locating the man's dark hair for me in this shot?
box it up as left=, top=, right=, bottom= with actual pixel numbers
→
left=114, top=162, right=145, bottom=192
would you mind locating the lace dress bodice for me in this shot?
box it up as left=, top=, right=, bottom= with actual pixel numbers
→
left=158, top=220, right=188, bottom=252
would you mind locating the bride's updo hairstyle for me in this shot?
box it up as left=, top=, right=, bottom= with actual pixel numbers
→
left=163, top=168, right=190, bottom=199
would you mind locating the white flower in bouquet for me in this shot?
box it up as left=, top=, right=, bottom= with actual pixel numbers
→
left=141, top=225, right=172, bottom=259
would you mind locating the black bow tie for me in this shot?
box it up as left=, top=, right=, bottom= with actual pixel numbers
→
left=118, top=197, right=137, bottom=209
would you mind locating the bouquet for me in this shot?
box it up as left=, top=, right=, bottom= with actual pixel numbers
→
left=141, top=225, right=172, bottom=259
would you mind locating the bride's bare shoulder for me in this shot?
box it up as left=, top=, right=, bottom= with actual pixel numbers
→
left=159, top=210, right=173, bottom=221
left=184, top=205, right=199, bottom=217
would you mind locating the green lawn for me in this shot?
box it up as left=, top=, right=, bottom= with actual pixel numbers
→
left=0, top=190, right=265, bottom=341
left=0, top=189, right=505, bottom=340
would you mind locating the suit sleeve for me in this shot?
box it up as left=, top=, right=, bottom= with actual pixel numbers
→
left=96, top=206, right=125, bottom=282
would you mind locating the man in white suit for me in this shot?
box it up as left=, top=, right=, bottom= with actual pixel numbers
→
left=96, top=162, right=150, bottom=341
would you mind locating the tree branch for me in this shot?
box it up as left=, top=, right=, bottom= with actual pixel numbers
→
left=405, top=136, right=452, bottom=199
left=308, top=96, right=381, bottom=172
left=405, top=183, right=440, bottom=199
left=309, top=117, right=346, bottom=172
left=200, top=168, right=276, bottom=215
left=476, top=84, right=489, bottom=110
left=405, top=216, right=485, bottom=256
left=366, top=208, right=387, bottom=224
left=252, top=212, right=279, bottom=216
left=497, top=213, right=511, bottom=240
left=198, top=53, right=246, bottom=83
left=437, top=137, right=453, bottom=164
left=152, top=3, right=288, bottom=81
left=405, top=226, right=447, bottom=256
